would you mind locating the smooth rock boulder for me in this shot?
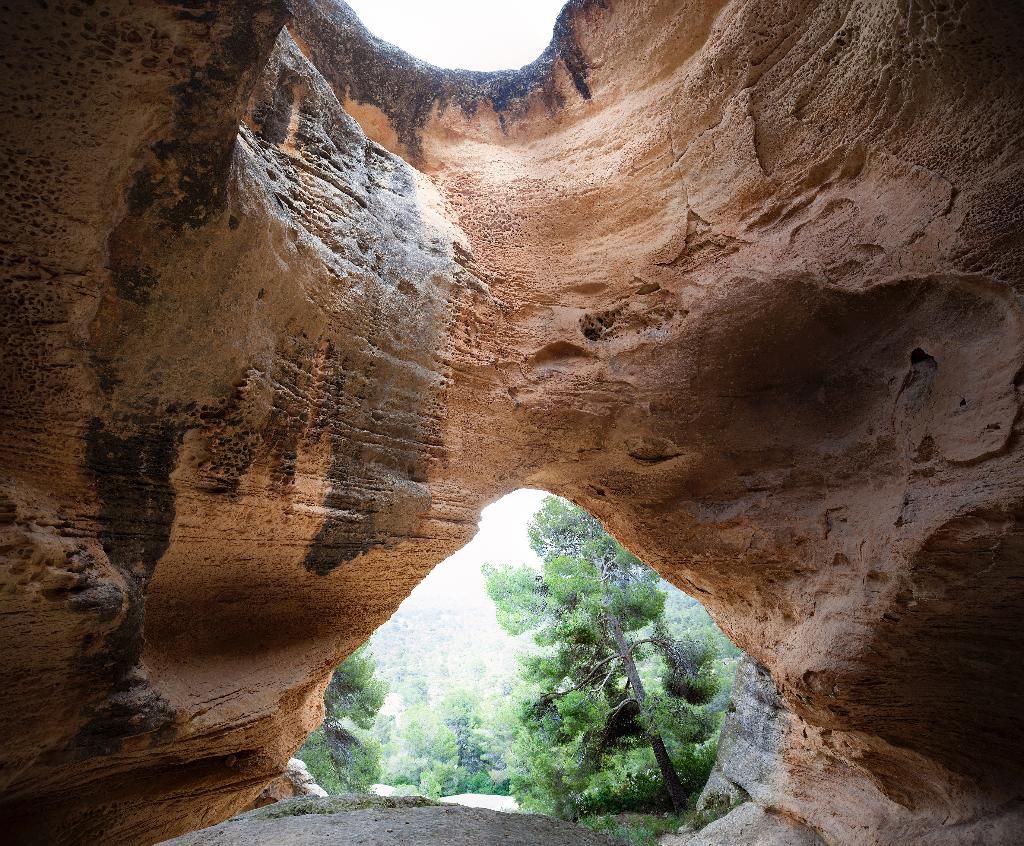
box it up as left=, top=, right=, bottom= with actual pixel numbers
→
left=696, top=656, right=788, bottom=815
left=246, top=758, right=327, bottom=809
left=667, top=803, right=825, bottom=846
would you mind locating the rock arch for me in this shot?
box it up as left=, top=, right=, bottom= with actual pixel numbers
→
left=1, top=1, right=1022, bottom=843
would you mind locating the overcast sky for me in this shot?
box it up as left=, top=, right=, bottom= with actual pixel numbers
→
left=394, top=489, right=548, bottom=613
left=346, top=0, right=568, bottom=71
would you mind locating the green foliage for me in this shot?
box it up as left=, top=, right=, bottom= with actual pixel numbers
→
left=302, top=493, right=738, bottom=815
left=383, top=689, right=510, bottom=798
left=298, top=646, right=388, bottom=793
left=485, top=496, right=728, bottom=820
left=564, top=738, right=717, bottom=818
left=253, top=794, right=436, bottom=821
left=297, top=727, right=342, bottom=794
left=362, top=584, right=529, bottom=793
left=581, top=813, right=686, bottom=846
left=327, top=644, right=388, bottom=729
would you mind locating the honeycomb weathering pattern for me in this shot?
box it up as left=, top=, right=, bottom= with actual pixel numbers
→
left=0, top=0, right=1022, bottom=843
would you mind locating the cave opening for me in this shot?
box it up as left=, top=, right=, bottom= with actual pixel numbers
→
left=5, top=0, right=1023, bottom=842
left=345, top=0, right=569, bottom=71
left=288, top=489, right=742, bottom=837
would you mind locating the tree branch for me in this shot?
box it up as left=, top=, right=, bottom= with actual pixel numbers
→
left=607, top=696, right=639, bottom=720
left=543, top=653, right=624, bottom=702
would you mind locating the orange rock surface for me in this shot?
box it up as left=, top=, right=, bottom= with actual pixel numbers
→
left=1, top=1, right=1022, bottom=843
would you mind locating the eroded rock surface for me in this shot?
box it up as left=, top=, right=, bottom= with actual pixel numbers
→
left=676, top=656, right=823, bottom=845
left=2, top=0, right=1023, bottom=844
left=696, top=657, right=782, bottom=816
left=158, top=796, right=617, bottom=846
left=245, top=758, right=327, bottom=810
left=671, top=802, right=826, bottom=846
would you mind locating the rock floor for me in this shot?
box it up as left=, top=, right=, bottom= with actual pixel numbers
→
left=159, top=796, right=618, bottom=846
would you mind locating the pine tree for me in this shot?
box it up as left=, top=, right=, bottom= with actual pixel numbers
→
left=484, top=496, right=722, bottom=818
left=298, top=645, right=388, bottom=793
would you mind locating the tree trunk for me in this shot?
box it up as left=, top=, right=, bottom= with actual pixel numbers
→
left=607, top=611, right=689, bottom=812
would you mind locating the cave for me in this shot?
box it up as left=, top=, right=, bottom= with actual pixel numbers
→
left=1, top=0, right=1022, bottom=844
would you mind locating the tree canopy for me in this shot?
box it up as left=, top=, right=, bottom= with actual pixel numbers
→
left=484, top=496, right=725, bottom=819
left=296, top=494, right=736, bottom=832
left=297, top=645, right=387, bottom=793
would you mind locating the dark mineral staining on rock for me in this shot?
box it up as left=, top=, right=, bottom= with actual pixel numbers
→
left=580, top=306, right=622, bottom=341
left=71, top=668, right=176, bottom=759
left=83, top=418, right=183, bottom=683
left=112, top=2, right=292, bottom=232
left=74, top=418, right=183, bottom=757
left=910, top=347, right=934, bottom=366
left=85, top=418, right=183, bottom=585
left=251, top=65, right=307, bottom=146
left=127, top=166, right=158, bottom=216
left=111, top=263, right=160, bottom=305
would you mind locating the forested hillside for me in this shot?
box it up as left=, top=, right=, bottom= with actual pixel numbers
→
left=366, top=579, right=738, bottom=718
left=365, top=491, right=737, bottom=716
left=300, top=491, right=741, bottom=834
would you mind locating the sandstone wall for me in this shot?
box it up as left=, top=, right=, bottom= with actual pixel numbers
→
left=1, top=1, right=1022, bottom=843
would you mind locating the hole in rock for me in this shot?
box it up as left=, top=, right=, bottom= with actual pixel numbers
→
left=293, top=490, right=741, bottom=827
left=910, top=347, right=934, bottom=365
left=346, top=0, right=569, bottom=71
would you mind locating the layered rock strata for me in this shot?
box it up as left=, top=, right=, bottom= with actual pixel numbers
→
left=1, top=0, right=1022, bottom=844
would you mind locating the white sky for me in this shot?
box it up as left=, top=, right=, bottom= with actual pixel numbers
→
left=346, top=0, right=568, bottom=71
left=395, top=489, right=547, bottom=612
